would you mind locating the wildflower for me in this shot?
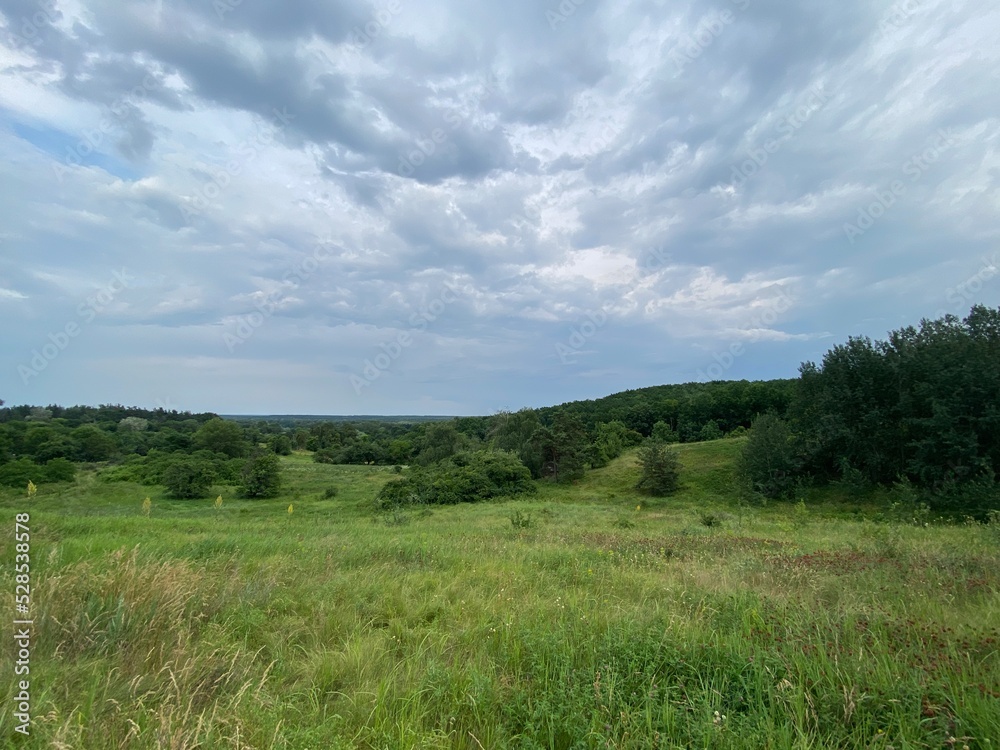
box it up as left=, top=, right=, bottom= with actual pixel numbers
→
left=142, top=497, right=151, bottom=517
left=636, top=504, right=641, bottom=511
left=287, top=503, right=294, bottom=515
left=27, top=481, right=37, bottom=499
left=214, top=495, right=223, bottom=510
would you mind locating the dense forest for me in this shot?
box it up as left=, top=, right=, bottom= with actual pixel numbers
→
left=3, top=306, right=998, bottom=515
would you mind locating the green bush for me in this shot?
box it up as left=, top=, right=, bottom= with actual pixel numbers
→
left=736, top=413, right=798, bottom=499
left=0, top=458, right=76, bottom=487
left=239, top=451, right=282, bottom=499
left=43, top=457, right=76, bottom=482
left=635, top=441, right=681, bottom=496
left=163, top=460, right=215, bottom=499
left=375, top=450, right=534, bottom=509
left=698, top=420, right=724, bottom=442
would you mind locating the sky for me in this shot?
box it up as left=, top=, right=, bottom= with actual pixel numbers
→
left=0, top=0, right=998, bottom=416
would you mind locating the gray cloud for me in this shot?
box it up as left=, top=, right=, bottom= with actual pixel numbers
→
left=0, top=0, right=997, bottom=413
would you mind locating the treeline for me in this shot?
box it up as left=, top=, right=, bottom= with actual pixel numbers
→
left=5, top=306, right=997, bottom=515
left=741, top=306, right=1000, bottom=515
left=0, top=404, right=218, bottom=487
left=0, top=405, right=283, bottom=498
left=302, top=379, right=796, bottom=472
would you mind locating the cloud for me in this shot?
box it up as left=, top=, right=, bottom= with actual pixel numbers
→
left=0, top=0, right=998, bottom=413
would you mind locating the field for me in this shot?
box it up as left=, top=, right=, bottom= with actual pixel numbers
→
left=2, top=440, right=999, bottom=749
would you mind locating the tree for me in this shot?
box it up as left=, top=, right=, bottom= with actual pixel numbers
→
left=651, top=421, right=680, bottom=443
left=789, top=306, right=1000, bottom=513
left=268, top=434, right=293, bottom=455
left=375, top=450, right=534, bottom=509
left=698, top=420, right=724, bottom=442
left=163, top=460, right=215, bottom=499
left=193, top=418, right=248, bottom=458
left=635, top=441, right=681, bottom=496
left=587, top=421, right=641, bottom=468
left=239, top=450, right=282, bottom=498
left=489, top=408, right=543, bottom=477
left=414, top=422, right=468, bottom=466
left=72, top=425, right=118, bottom=462
left=736, top=413, right=798, bottom=499
left=117, top=417, right=149, bottom=432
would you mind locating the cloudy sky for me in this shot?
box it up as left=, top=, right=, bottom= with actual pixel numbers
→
left=0, top=0, right=997, bottom=415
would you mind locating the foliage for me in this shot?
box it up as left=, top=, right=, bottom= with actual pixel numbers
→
left=635, top=440, right=681, bottom=496
left=162, top=460, right=215, bottom=499
left=267, top=434, right=293, bottom=455
left=588, top=420, right=643, bottom=467
left=375, top=450, right=534, bottom=509
left=413, top=422, right=469, bottom=466
left=792, top=306, right=1000, bottom=513
left=239, top=450, right=282, bottom=499
left=0, top=457, right=76, bottom=486
left=193, top=418, right=248, bottom=458
left=3, top=439, right=1000, bottom=748
left=509, top=509, right=534, bottom=529
left=698, top=420, right=724, bottom=442
left=651, top=420, right=680, bottom=443
left=736, top=413, right=798, bottom=500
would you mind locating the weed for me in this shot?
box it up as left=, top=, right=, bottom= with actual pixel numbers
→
left=699, top=511, right=733, bottom=528
left=509, top=510, right=534, bottom=529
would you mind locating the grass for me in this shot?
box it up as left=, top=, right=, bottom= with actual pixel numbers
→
left=1, top=440, right=998, bottom=748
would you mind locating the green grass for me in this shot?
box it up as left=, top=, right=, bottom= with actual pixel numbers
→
left=1, top=442, right=998, bottom=748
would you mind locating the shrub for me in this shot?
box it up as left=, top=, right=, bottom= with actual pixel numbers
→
left=239, top=451, right=282, bottom=499
left=374, top=450, right=534, bottom=509
left=163, top=460, right=215, bottom=499
left=736, top=413, right=798, bottom=499
left=313, top=448, right=338, bottom=464
left=698, top=420, right=724, bottom=442
left=268, top=434, right=293, bottom=456
left=635, top=441, right=681, bottom=496
left=323, top=486, right=339, bottom=499
left=510, top=510, right=534, bottom=529
left=43, top=457, right=76, bottom=483
left=0, top=459, right=40, bottom=487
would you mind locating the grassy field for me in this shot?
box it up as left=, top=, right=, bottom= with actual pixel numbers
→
left=1, top=441, right=998, bottom=749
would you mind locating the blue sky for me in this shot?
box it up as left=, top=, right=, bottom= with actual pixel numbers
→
left=0, top=0, right=998, bottom=415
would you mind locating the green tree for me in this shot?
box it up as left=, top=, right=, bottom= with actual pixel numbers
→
left=698, top=420, right=724, bottom=442
left=736, top=413, right=798, bottom=499
left=193, top=418, right=248, bottom=458
left=635, top=441, right=681, bottom=496
left=651, top=421, right=680, bottom=443
left=268, top=434, right=293, bottom=455
left=163, top=460, right=215, bottom=499
left=72, top=425, right=118, bottom=461
left=489, top=408, right=543, bottom=477
left=239, top=450, right=282, bottom=498
left=414, top=422, right=468, bottom=466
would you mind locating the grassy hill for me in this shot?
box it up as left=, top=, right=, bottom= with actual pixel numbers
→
left=1, top=443, right=998, bottom=747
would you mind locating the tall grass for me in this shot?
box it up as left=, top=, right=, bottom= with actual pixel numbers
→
left=1, top=443, right=997, bottom=747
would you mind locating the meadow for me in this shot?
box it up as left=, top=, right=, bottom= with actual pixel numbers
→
left=1, top=440, right=998, bottom=749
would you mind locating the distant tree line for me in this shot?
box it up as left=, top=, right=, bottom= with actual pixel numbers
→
left=0, top=405, right=282, bottom=498
left=6, top=305, right=996, bottom=515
